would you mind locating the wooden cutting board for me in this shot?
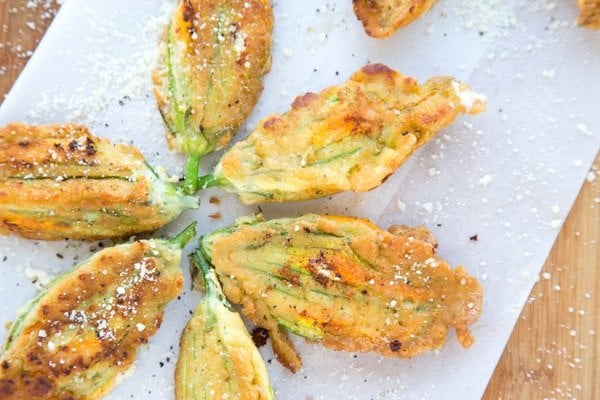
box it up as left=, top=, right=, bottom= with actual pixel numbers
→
left=1, top=1, right=598, bottom=398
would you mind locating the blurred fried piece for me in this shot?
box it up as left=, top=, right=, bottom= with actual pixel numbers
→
left=353, top=0, right=437, bottom=37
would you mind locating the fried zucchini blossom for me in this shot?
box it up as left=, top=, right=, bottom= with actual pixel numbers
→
left=0, top=123, right=197, bottom=241
left=0, top=223, right=196, bottom=399
left=175, top=248, right=274, bottom=400
left=153, top=0, right=273, bottom=193
left=199, top=214, right=483, bottom=372
left=199, top=64, right=486, bottom=204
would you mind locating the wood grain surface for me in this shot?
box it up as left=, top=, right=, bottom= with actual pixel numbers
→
left=484, top=158, right=599, bottom=400
left=0, top=1, right=599, bottom=399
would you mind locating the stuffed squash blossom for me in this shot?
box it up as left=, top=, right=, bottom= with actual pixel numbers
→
left=0, top=123, right=197, bottom=241
left=200, top=214, right=483, bottom=372
left=153, top=0, right=273, bottom=192
left=175, top=248, right=274, bottom=400
left=0, top=223, right=196, bottom=399
left=199, top=64, right=486, bottom=204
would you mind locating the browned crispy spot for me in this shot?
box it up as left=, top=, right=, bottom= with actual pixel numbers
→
left=389, top=340, right=402, bottom=351
left=278, top=265, right=301, bottom=286
left=251, top=327, right=269, bottom=347
left=31, top=377, right=52, bottom=397
left=262, top=116, right=281, bottom=130
left=0, top=379, right=16, bottom=395
left=344, top=114, right=379, bottom=136
left=182, top=0, right=195, bottom=22
left=419, top=103, right=453, bottom=125
left=361, top=63, right=394, bottom=75
left=305, top=252, right=341, bottom=287
left=291, top=92, right=319, bottom=108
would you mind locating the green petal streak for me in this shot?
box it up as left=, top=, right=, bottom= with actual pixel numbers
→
left=192, top=245, right=229, bottom=305
left=197, top=173, right=221, bottom=190
left=168, top=222, right=197, bottom=249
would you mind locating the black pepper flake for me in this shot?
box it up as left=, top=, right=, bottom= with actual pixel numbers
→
left=159, top=361, right=164, bottom=368
left=85, top=144, right=97, bottom=156
left=251, top=327, right=269, bottom=347
left=1, top=360, right=9, bottom=369
left=56, top=253, right=64, bottom=259
left=118, top=95, right=131, bottom=106
left=470, top=234, right=478, bottom=241
left=68, top=140, right=79, bottom=151
left=389, top=340, right=401, bottom=352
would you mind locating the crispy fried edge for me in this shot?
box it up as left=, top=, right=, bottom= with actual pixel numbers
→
left=353, top=0, right=438, bottom=38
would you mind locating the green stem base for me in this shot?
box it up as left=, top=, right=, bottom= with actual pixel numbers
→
left=183, top=155, right=201, bottom=195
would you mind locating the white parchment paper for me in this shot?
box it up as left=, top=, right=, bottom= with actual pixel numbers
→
left=0, top=0, right=598, bottom=399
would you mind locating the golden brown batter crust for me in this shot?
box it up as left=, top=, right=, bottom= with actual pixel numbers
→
left=0, top=123, right=196, bottom=240
left=578, top=0, right=600, bottom=28
left=0, top=239, right=184, bottom=399
left=353, top=0, right=438, bottom=38
left=213, top=64, right=486, bottom=204
left=202, top=214, right=483, bottom=372
left=153, top=0, right=273, bottom=156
